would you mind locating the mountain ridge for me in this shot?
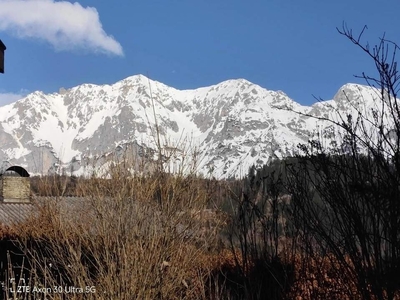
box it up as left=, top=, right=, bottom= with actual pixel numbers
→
left=0, top=75, right=384, bottom=178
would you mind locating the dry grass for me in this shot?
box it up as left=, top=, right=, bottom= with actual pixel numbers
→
left=4, top=183, right=400, bottom=299
left=4, top=164, right=228, bottom=299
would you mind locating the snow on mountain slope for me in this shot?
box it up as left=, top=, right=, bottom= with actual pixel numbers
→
left=0, top=75, right=391, bottom=178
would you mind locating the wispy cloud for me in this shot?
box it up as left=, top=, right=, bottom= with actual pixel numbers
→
left=0, top=90, right=27, bottom=106
left=0, top=0, right=123, bottom=56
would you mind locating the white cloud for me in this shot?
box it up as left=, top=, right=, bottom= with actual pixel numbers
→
left=0, top=91, right=26, bottom=106
left=0, top=0, right=123, bottom=56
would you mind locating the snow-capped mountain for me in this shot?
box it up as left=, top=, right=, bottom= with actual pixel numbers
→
left=0, top=75, right=389, bottom=179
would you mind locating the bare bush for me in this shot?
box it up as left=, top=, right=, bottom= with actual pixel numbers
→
left=8, top=143, right=228, bottom=300
left=286, top=24, right=400, bottom=300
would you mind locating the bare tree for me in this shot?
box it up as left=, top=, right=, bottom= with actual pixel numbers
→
left=286, top=23, right=400, bottom=299
left=227, top=161, right=294, bottom=299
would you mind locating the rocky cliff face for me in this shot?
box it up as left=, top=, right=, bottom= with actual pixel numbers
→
left=0, top=75, right=390, bottom=179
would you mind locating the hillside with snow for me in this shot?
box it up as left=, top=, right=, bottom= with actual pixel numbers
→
left=0, top=75, right=389, bottom=179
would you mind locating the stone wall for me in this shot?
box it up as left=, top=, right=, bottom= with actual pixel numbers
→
left=0, top=177, right=30, bottom=202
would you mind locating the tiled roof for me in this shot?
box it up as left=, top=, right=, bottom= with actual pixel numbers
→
left=0, top=202, right=35, bottom=226
left=0, top=196, right=92, bottom=227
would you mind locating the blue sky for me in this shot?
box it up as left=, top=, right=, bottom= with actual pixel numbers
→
left=0, top=0, right=399, bottom=106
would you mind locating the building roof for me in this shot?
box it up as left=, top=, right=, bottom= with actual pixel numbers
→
left=0, top=196, right=92, bottom=227
left=0, top=202, right=35, bottom=226
left=0, top=40, right=5, bottom=51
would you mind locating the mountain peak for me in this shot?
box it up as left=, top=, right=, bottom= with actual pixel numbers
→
left=119, top=74, right=150, bottom=85
left=333, top=83, right=379, bottom=107
left=221, top=78, right=252, bottom=85
left=334, top=82, right=375, bottom=96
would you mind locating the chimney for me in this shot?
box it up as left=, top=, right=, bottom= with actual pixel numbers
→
left=0, top=166, right=31, bottom=203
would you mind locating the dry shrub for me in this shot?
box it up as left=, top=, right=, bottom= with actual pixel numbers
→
left=0, top=224, right=18, bottom=239
left=11, top=163, right=229, bottom=300
left=287, top=252, right=358, bottom=300
left=9, top=171, right=400, bottom=299
left=287, top=251, right=400, bottom=300
left=30, top=175, right=80, bottom=197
